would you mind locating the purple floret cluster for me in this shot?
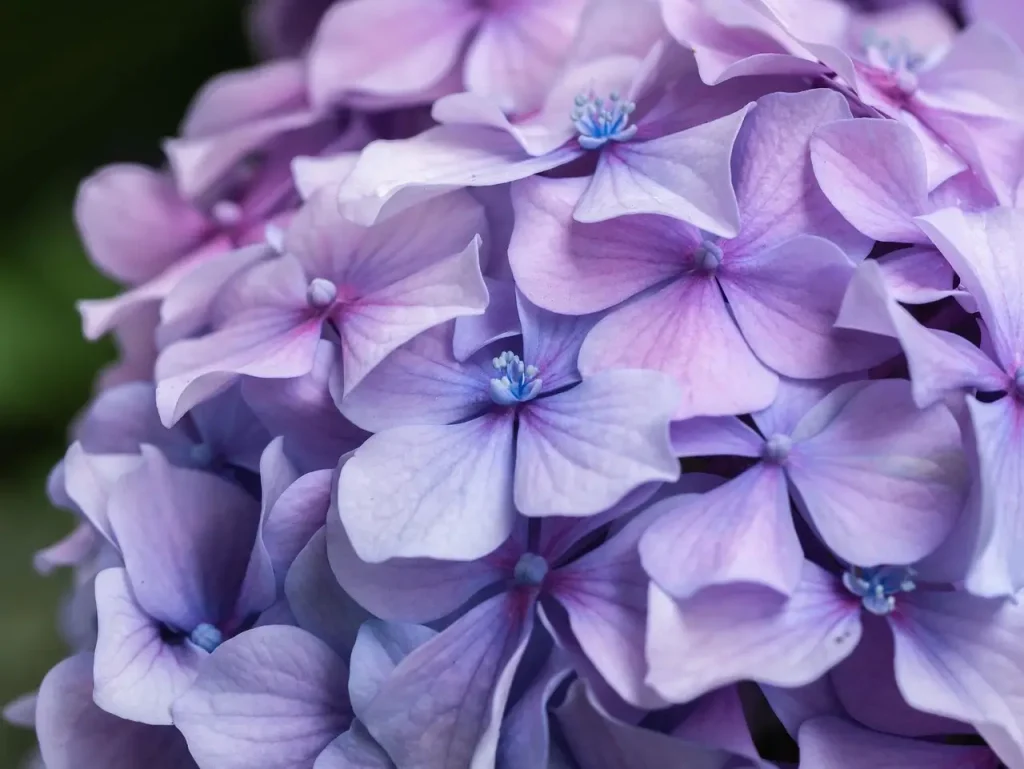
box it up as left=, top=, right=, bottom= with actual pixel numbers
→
left=7, top=0, right=1024, bottom=767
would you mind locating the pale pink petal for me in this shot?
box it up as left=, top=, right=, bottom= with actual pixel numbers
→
left=158, top=240, right=268, bottom=346
left=154, top=252, right=320, bottom=423
left=729, top=90, right=872, bottom=259
left=286, top=188, right=487, bottom=293
left=579, top=277, right=778, bottom=419
left=576, top=106, right=751, bottom=236
left=166, top=60, right=321, bottom=200
left=79, top=236, right=234, bottom=342
left=835, top=260, right=1007, bottom=408
left=916, top=207, right=1024, bottom=372
left=340, top=236, right=488, bottom=395
left=787, top=379, right=968, bottom=567
left=338, top=125, right=580, bottom=226
left=74, top=164, right=212, bottom=285
left=509, top=175, right=699, bottom=314
left=810, top=119, right=931, bottom=244
left=969, top=0, right=1024, bottom=53
left=464, top=0, right=586, bottom=114
left=308, top=0, right=479, bottom=108
left=722, top=235, right=898, bottom=379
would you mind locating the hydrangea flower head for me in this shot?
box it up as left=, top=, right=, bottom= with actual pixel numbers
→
left=13, top=1, right=1024, bottom=768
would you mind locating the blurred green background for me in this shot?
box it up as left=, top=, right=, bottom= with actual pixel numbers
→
left=0, top=3, right=253, bottom=765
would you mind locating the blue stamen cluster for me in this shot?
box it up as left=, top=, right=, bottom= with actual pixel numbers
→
left=572, top=91, right=638, bottom=150
left=489, top=351, right=543, bottom=406
left=513, top=552, right=549, bottom=587
left=862, top=31, right=926, bottom=92
left=843, top=565, right=917, bottom=616
left=189, top=622, right=224, bottom=653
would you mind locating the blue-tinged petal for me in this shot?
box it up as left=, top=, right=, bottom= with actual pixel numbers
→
left=916, top=207, right=1024, bottom=373
left=518, top=291, right=603, bottom=394
left=550, top=508, right=661, bottom=707
left=338, top=412, right=517, bottom=562
left=892, top=590, right=1024, bottom=769
left=92, top=568, right=204, bottom=726
left=515, top=369, right=679, bottom=518
left=830, top=613, right=969, bottom=738
left=554, top=680, right=743, bottom=769
left=575, top=105, right=750, bottom=237
left=963, top=395, right=1024, bottom=596
left=37, top=654, right=197, bottom=769
left=361, top=593, right=536, bottom=769
left=326, top=500, right=507, bottom=623
left=497, top=649, right=573, bottom=769
left=348, top=620, right=437, bottom=722
left=61, top=443, right=142, bottom=545
left=173, top=625, right=352, bottom=769
left=314, top=725, right=394, bottom=769
left=798, top=716, right=999, bottom=769
left=106, top=446, right=260, bottom=633
left=244, top=341, right=368, bottom=471
left=285, top=526, right=372, bottom=659
left=670, top=416, right=764, bottom=459
left=640, top=463, right=801, bottom=600
left=787, top=378, right=968, bottom=567
left=835, top=259, right=1007, bottom=408
left=646, top=562, right=862, bottom=704
left=338, top=322, right=494, bottom=432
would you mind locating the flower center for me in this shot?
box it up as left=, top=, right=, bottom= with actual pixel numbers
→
left=306, top=278, right=338, bottom=310
left=513, top=552, right=549, bottom=587
left=842, top=565, right=916, bottom=616
left=189, top=442, right=215, bottom=468
left=862, top=32, right=924, bottom=94
left=1013, top=366, right=1024, bottom=397
left=694, top=239, right=724, bottom=274
left=212, top=200, right=244, bottom=228
left=572, top=91, right=638, bottom=150
left=489, top=351, right=543, bottom=406
left=189, top=622, right=224, bottom=652
left=762, top=434, right=793, bottom=465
